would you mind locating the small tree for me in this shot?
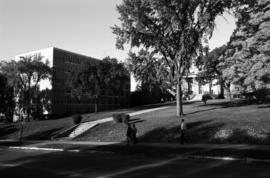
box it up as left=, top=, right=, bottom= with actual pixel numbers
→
left=1, top=55, right=51, bottom=121
left=70, top=57, right=129, bottom=113
left=0, top=73, right=14, bottom=122
left=16, top=54, right=52, bottom=121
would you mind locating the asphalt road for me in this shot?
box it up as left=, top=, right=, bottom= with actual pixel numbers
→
left=0, top=147, right=270, bottom=178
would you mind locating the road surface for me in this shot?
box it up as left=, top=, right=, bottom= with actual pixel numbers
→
left=0, top=147, right=270, bottom=178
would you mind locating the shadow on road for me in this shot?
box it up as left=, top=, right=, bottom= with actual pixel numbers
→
left=25, top=128, right=63, bottom=140
left=1, top=144, right=270, bottom=178
left=0, top=125, right=19, bottom=139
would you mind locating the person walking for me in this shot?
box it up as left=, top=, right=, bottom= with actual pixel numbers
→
left=180, top=119, right=187, bottom=145
left=126, top=124, right=132, bottom=145
left=131, top=123, right=137, bottom=144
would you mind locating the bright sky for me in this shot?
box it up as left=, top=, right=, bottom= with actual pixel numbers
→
left=0, top=0, right=236, bottom=90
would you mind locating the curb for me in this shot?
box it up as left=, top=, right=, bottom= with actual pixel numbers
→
left=185, top=155, right=270, bottom=164
left=9, top=146, right=80, bottom=152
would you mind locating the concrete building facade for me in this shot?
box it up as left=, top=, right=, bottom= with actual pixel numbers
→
left=15, top=47, right=130, bottom=117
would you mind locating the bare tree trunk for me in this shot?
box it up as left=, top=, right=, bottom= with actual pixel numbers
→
left=209, top=80, right=212, bottom=94
left=228, top=88, right=232, bottom=101
left=19, top=116, right=24, bottom=142
left=27, top=80, right=31, bottom=122
left=94, top=95, right=98, bottom=113
left=225, top=82, right=232, bottom=101
left=219, top=78, right=225, bottom=99
left=27, top=96, right=30, bottom=122
left=176, top=79, right=184, bottom=117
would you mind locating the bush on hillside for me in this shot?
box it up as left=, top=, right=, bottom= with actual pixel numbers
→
left=202, top=93, right=213, bottom=104
left=72, top=114, right=82, bottom=124
left=112, top=113, right=130, bottom=124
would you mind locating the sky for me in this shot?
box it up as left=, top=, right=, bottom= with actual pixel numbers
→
left=0, top=0, right=237, bottom=90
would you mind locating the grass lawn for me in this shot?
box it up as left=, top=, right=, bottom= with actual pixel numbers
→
left=0, top=103, right=171, bottom=140
left=0, top=107, right=143, bottom=140
left=75, top=99, right=270, bottom=145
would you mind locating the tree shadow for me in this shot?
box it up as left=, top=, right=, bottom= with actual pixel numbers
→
left=184, top=108, right=218, bottom=115
left=2, top=144, right=270, bottom=178
left=212, top=128, right=270, bottom=145
left=138, top=119, right=224, bottom=143
left=0, top=125, right=19, bottom=138
left=187, top=120, right=213, bottom=129
left=197, top=99, right=270, bottom=109
left=137, top=120, right=270, bottom=145
left=25, top=128, right=63, bottom=140
left=257, top=105, right=270, bottom=109
left=129, top=118, right=146, bottom=124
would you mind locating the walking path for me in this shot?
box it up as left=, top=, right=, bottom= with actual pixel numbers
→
left=69, top=106, right=169, bottom=138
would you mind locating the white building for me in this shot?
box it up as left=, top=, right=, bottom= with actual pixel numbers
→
left=182, top=65, right=222, bottom=100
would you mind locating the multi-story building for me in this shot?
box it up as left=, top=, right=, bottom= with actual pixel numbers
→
left=15, top=47, right=130, bottom=118
left=182, top=66, right=222, bottom=100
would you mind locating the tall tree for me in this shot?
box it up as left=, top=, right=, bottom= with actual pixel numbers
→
left=112, top=0, right=249, bottom=116
left=223, top=0, right=270, bottom=93
left=71, top=57, right=129, bottom=113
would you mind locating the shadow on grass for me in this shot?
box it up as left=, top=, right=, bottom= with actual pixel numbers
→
left=184, top=108, right=218, bottom=115
left=137, top=119, right=270, bottom=145
left=25, top=128, right=63, bottom=140
left=197, top=99, right=270, bottom=109
left=213, top=128, right=270, bottom=145
left=257, top=105, right=270, bottom=109
left=0, top=125, right=19, bottom=138
left=138, top=120, right=224, bottom=143
left=129, top=118, right=146, bottom=124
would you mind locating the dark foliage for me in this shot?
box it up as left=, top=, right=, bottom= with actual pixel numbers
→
left=0, top=73, right=14, bottom=122
left=130, top=88, right=174, bottom=107
left=112, top=113, right=130, bottom=124
left=72, top=114, right=82, bottom=125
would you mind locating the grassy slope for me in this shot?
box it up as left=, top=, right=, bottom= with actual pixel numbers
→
left=75, top=100, right=270, bottom=144
left=0, top=103, right=172, bottom=140
left=0, top=107, right=136, bottom=140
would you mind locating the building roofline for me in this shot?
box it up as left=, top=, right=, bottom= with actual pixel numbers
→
left=52, top=47, right=100, bottom=61
left=15, top=47, right=101, bottom=61
left=15, top=47, right=54, bottom=58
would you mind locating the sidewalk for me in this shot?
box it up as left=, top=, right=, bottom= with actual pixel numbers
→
left=1, top=139, right=270, bottom=163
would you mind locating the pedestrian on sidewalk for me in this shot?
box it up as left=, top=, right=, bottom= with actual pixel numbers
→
left=131, top=123, right=137, bottom=144
left=126, top=124, right=132, bottom=145
left=180, top=119, right=187, bottom=145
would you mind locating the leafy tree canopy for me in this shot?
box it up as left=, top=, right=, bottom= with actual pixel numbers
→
left=127, top=49, right=171, bottom=93
left=223, top=0, right=270, bottom=92
left=71, top=57, right=129, bottom=100
left=112, top=0, right=253, bottom=115
left=0, top=55, right=52, bottom=121
left=196, top=45, right=227, bottom=84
